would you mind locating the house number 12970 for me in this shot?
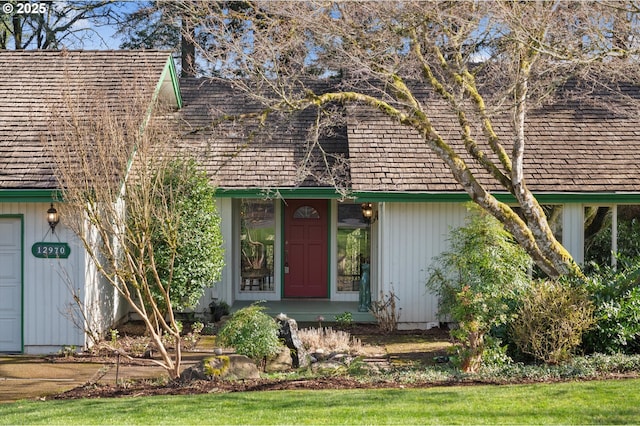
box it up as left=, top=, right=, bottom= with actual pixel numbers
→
left=31, top=242, right=71, bottom=259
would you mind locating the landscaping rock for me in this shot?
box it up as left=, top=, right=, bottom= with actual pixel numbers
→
left=276, top=314, right=310, bottom=368
left=266, top=345, right=293, bottom=372
left=311, top=360, right=346, bottom=375
left=180, top=354, right=260, bottom=381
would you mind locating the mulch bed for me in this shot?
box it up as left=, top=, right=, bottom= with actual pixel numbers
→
left=44, top=324, right=454, bottom=400
left=51, top=378, right=381, bottom=400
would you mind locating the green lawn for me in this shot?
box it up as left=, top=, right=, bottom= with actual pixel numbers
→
left=1, top=379, right=638, bottom=425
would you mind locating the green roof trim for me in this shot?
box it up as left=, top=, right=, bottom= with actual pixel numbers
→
left=215, top=188, right=346, bottom=199
left=6, top=187, right=637, bottom=204
left=166, top=55, right=183, bottom=109
left=0, top=190, right=60, bottom=203
left=215, top=188, right=640, bottom=204
left=354, top=192, right=640, bottom=203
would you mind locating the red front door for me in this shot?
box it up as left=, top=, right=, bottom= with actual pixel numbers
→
left=284, top=199, right=328, bottom=298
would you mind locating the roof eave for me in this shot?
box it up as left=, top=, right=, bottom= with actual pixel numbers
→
left=214, top=188, right=640, bottom=204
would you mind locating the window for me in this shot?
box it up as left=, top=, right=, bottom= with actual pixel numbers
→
left=584, top=206, right=612, bottom=270
left=293, top=205, right=320, bottom=219
left=615, top=206, right=640, bottom=261
left=240, top=200, right=275, bottom=292
left=336, top=203, right=371, bottom=292
left=585, top=205, right=640, bottom=270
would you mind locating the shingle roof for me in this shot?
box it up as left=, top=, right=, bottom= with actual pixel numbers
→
left=177, top=78, right=349, bottom=189
left=347, top=83, right=640, bottom=193
left=0, top=50, right=173, bottom=189
left=180, top=78, right=640, bottom=194
left=7, top=50, right=637, bottom=195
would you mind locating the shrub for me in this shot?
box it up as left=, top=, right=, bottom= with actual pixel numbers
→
left=334, top=312, right=353, bottom=328
left=298, top=327, right=363, bottom=354
left=141, top=158, right=225, bottom=313
left=582, top=260, right=640, bottom=354
left=216, top=303, right=282, bottom=364
left=426, top=204, right=532, bottom=372
left=509, top=280, right=595, bottom=364
left=370, top=288, right=401, bottom=334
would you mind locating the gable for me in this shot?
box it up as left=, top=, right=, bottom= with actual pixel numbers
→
left=0, top=50, right=178, bottom=190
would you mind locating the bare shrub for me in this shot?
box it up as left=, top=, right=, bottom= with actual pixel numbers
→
left=510, top=280, right=595, bottom=364
left=47, top=75, right=222, bottom=380
left=298, top=327, right=362, bottom=355
left=89, top=335, right=151, bottom=358
left=370, top=289, right=401, bottom=334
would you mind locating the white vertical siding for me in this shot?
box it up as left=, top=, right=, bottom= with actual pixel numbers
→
left=196, top=198, right=234, bottom=311
left=562, top=204, right=584, bottom=265
left=378, top=202, right=467, bottom=328
left=82, top=219, right=120, bottom=346
left=0, top=202, right=86, bottom=353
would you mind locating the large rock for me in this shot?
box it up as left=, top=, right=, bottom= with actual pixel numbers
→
left=276, top=314, right=310, bottom=368
left=265, top=345, right=293, bottom=372
left=180, top=354, right=260, bottom=381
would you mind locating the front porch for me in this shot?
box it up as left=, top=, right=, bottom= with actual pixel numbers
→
left=230, top=300, right=376, bottom=323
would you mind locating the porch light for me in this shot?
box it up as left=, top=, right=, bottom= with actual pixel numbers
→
left=361, top=203, right=373, bottom=223
left=47, top=203, right=59, bottom=234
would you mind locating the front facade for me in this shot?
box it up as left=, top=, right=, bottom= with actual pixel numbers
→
left=4, top=51, right=640, bottom=354
left=183, top=79, right=640, bottom=328
left=202, top=192, right=640, bottom=328
left=205, top=195, right=470, bottom=327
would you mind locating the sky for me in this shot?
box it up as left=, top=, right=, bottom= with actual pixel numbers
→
left=20, top=1, right=141, bottom=50
left=75, top=1, right=136, bottom=50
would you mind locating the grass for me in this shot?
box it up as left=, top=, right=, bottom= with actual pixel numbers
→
left=1, top=378, right=639, bottom=424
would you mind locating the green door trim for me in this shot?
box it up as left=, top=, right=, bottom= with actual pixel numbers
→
left=326, top=201, right=332, bottom=299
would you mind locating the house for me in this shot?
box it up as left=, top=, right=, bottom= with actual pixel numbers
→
left=0, top=50, right=180, bottom=354
left=3, top=50, right=640, bottom=354
left=179, top=78, right=640, bottom=328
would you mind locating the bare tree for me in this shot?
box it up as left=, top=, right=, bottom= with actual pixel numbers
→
left=46, top=73, right=216, bottom=380
left=0, top=1, right=120, bottom=49
left=177, top=0, right=640, bottom=278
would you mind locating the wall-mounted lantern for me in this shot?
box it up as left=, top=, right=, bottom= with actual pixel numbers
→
left=361, top=202, right=378, bottom=224
left=47, top=203, right=59, bottom=234
left=361, top=202, right=373, bottom=223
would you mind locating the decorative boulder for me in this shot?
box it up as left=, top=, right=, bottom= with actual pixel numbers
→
left=180, top=354, right=260, bottom=381
left=276, top=314, right=310, bottom=368
left=265, top=345, right=293, bottom=372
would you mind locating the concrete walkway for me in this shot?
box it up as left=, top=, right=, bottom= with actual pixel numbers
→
left=0, top=353, right=207, bottom=403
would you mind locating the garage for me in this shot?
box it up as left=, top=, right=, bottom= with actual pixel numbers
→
left=0, top=216, right=22, bottom=352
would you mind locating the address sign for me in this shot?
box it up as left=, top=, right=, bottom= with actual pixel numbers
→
left=32, top=242, right=71, bottom=259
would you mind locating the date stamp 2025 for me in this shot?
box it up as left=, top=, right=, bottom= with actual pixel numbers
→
left=2, top=2, right=49, bottom=16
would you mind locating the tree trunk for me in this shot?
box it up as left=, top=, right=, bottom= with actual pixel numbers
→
left=181, top=18, right=196, bottom=78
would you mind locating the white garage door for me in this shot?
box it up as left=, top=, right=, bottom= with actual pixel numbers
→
left=0, top=217, right=22, bottom=352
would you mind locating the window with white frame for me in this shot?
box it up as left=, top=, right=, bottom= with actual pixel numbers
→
left=240, top=199, right=275, bottom=292
left=336, top=203, right=370, bottom=292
